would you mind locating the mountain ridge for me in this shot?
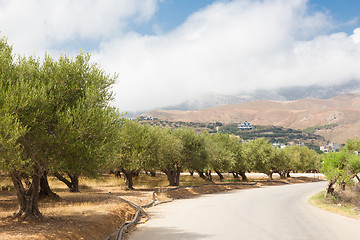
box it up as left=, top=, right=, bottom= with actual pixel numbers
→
left=161, top=80, right=360, bottom=111
left=145, top=92, right=360, bottom=144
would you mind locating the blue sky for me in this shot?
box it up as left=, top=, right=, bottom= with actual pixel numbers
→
left=310, top=0, right=360, bottom=33
left=132, top=0, right=217, bottom=35
left=133, top=0, right=360, bottom=36
left=1, top=0, right=360, bottom=112
left=311, top=0, right=360, bottom=22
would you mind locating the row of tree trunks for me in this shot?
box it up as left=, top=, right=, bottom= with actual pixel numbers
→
left=11, top=166, right=82, bottom=219
left=11, top=167, right=91, bottom=219
left=279, top=172, right=287, bottom=179
left=278, top=170, right=292, bottom=179
left=231, top=171, right=248, bottom=181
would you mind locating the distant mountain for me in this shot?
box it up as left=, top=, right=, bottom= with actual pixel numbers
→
left=161, top=80, right=360, bottom=111
left=146, top=92, right=360, bottom=144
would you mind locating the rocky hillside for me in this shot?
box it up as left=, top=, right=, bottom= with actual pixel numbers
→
left=145, top=93, right=360, bottom=144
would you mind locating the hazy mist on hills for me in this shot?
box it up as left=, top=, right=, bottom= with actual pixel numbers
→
left=161, top=80, right=360, bottom=111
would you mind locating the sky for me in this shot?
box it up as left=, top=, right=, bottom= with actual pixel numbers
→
left=1, top=0, right=360, bottom=112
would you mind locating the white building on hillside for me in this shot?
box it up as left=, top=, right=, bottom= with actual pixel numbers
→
left=238, top=121, right=253, bottom=130
left=320, top=142, right=340, bottom=153
left=273, top=143, right=287, bottom=149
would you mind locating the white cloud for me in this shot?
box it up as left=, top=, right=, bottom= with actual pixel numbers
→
left=1, top=0, right=360, bottom=112
left=94, top=0, right=360, bottom=111
left=0, top=0, right=159, bottom=55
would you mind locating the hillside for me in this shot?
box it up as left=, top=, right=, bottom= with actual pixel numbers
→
left=145, top=93, right=360, bottom=144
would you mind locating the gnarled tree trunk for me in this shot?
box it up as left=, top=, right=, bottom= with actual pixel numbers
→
left=196, top=170, right=207, bottom=180
left=163, top=169, right=181, bottom=186
left=238, top=170, right=248, bottom=181
left=214, top=170, right=224, bottom=180
left=279, top=171, right=287, bottom=179
left=205, top=170, right=212, bottom=181
left=268, top=172, right=273, bottom=181
left=39, top=170, right=60, bottom=200
left=11, top=170, right=42, bottom=219
left=325, top=179, right=335, bottom=197
left=121, top=169, right=136, bottom=190
left=54, top=172, right=80, bottom=192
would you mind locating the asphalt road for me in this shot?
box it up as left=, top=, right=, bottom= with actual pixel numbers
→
left=129, top=181, right=360, bottom=240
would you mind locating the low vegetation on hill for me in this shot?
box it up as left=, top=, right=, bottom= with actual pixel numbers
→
left=138, top=118, right=325, bottom=153
left=146, top=93, right=360, bottom=144
left=303, top=123, right=338, bottom=134
left=137, top=117, right=222, bottom=133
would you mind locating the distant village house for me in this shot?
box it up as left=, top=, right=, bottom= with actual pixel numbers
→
left=272, top=143, right=286, bottom=149
left=320, top=142, right=340, bottom=153
left=238, top=121, right=253, bottom=130
left=139, top=116, right=153, bottom=120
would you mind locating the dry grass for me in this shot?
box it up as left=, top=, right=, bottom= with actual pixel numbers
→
left=0, top=174, right=150, bottom=240
left=309, top=187, right=360, bottom=220
left=0, top=173, right=320, bottom=239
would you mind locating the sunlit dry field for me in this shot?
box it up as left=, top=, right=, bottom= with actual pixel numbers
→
left=0, top=173, right=321, bottom=239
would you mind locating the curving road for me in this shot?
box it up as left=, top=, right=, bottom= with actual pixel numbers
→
left=129, top=181, right=360, bottom=240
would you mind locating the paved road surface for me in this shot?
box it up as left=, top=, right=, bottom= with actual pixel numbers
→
left=129, top=181, right=360, bottom=240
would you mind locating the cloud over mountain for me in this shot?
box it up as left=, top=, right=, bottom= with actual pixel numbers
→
left=0, top=0, right=360, bottom=112
left=93, top=0, right=360, bottom=111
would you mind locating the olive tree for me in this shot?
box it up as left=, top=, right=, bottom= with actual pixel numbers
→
left=0, top=42, right=53, bottom=218
left=343, top=138, right=360, bottom=183
left=244, top=138, right=275, bottom=180
left=115, top=120, right=160, bottom=189
left=322, top=138, right=360, bottom=196
left=290, top=145, right=320, bottom=173
left=205, top=133, right=235, bottom=180
left=321, top=151, right=349, bottom=196
left=49, top=53, right=118, bottom=192
left=157, top=128, right=184, bottom=186
left=172, top=128, right=209, bottom=180
left=0, top=36, right=118, bottom=218
left=221, top=135, right=250, bottom=181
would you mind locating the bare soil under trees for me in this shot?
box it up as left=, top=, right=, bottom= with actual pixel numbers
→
left=0, top=174, right=321, bottom=239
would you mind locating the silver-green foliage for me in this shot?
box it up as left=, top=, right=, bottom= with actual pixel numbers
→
left=0, top=35, right=119, bottom=218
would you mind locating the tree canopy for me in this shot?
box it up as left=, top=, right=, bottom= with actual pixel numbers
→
left=0, top=36, right=119, bottom=218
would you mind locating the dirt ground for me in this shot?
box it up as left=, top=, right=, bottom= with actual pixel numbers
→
left=0, top=175, right=321, bottom=240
